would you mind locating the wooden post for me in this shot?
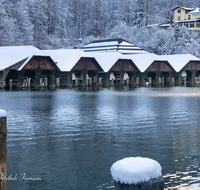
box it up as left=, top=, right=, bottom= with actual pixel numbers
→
left=75, top=79, right=79, bottom=87
left=44, top=78, right=48, bottom=88
left=184, top=77, right=186, bottom=85
left=56, top=78, right=60, bottom=88
left=149, top=77, right=152, bottom=85
left=99, top=77, right=102, bottom=86
left=9, top=79, right=12, bottom=89
left=111, top=79, right=114, bottom=86
left=89, top=78, right=92, bottom=86
left=158, top=77, right=162, bottom=85
left=126, top=78, right=129, bottom=86
left=195, top=77, right=198, bottom=84
left=172, top=77, right=175, bottom=85
left=0, top=110, right=7, bottom=190
left=161, top=77, right=164, bottom=85
left=23, top=79, right=27, bottom=88
left=136, top=77, right=139, bottom=85
left=27, top=78, right=31, bottom=88
left=40, top=78, right=43, bottom=88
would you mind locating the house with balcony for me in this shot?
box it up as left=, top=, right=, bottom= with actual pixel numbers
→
left=173, top=6, right=200, bottom=30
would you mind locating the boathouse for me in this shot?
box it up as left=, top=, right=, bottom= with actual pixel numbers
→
left=70, top=57, right=104, bottom=86
left=106, top=59, right=140, bottom=85
left=161, top=54, right=200, bottom=85
left=1, top=41, right=200, bottom=88
left=144, top=60, right=176, bottom=85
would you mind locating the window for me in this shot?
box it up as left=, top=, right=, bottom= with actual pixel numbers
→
left=185, top=10, right=190, bottom=14
left=78, top=61, right=82, bottom=67
left=125, top=63, right=129, bottom=68
left=188, top=63, right=192, bottom=68
left=41, top=60, right=46, bottom=66
left=87, top=62, right=91, bottom=67
left=178, top=10, right=181, bottom=13
left=197, top=64, right=200, bottom=69
left=161, top=64, right=165, bottom=69
left=75, top=72, right=81, bottom=78
left=184, top=22, right=188, bottom=27
left=197, top=22, right=200, bottom=27
left=30, top=60, right=36, bottom=66
left=188, top=15, right=191, bottom=20
left=190, top=21, right=194, bottom=27
left=116, top=62, right=120, bottom=68
left=178, top=22, right=182, bottom=26
left=178, top=16, right=181, bottom=21
left=152, top=63, right=156, bottom=68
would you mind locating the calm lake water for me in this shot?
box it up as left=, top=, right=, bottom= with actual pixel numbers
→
left=1, top=86, right=200, bottom=190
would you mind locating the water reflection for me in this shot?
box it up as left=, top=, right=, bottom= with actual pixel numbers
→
left=1, top=87, right=200, bottom=189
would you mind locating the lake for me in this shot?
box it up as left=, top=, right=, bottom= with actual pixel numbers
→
left=1, top=86, right=200, bottom=190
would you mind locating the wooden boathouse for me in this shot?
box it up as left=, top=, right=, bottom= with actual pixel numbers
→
left=1, top=41, right=200, bottom=88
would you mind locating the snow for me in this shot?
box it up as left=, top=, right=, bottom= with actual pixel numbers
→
left=0, top=46, right=40, bottom=71
left=110, top=157, right=162, bottom=185
left=175, top=19, right=199, bottom=23
left=82, top=40, right=148, bottom=54
left=83, top=41, right=118, bottom=48
left=1, top=45, right=199, bottom=74
left=18, top=49, right=85, bottom=71
left=0, top=109, right=6, bottom=118
left=157, top=54, right=200, bottom=72
left=120, top=41, right=135, bottom=46
left=189, top=7, right=200, bottom=13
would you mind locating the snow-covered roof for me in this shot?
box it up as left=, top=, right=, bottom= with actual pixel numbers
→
left=156, top=54, right=200, bottom=72
left=172, top=7, right=194, bottom=11
left=0, top=46, right=40, bottom=71
left=175, top=19, right=200, bottom=23
left=159, top=24, right=171, bottom=27
left=18, top=49, right=85, bottom=71
left=124, top=53, right=158, bottom=72
left=1, top=46, right=199, bottom=73
left=110, top=157, right=162, bottom=185
left=81, top=38, right=149, bottom=54
left=188, top=7, right=200, bottom=13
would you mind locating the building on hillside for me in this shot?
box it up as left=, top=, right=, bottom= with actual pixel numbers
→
left=172, top=7, right=200, bottom=30
left=81, top=38, right=149, bottom=54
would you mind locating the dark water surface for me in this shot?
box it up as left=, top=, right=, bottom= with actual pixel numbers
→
left=1, top=86, right=200, bottom=190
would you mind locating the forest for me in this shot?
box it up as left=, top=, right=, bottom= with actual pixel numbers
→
left=1, top=0, right=200, bottom=57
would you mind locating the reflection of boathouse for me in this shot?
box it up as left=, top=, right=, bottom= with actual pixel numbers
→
left=1, top=40, right=200, bottom=88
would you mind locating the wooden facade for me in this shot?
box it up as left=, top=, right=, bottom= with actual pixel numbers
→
left=70, top=57, right=103, bottom=86
left=107, top=59, right=140, bottom=85
left=144, top=61, right=176, bottom=85
left=4, top=56, right=61, bottom=88
left=178, top=61, right=200, bottom=85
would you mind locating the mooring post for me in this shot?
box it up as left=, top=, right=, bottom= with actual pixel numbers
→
left=44, top=78, right=48, bottom=88
left=27, top=78, right=31, bottom=88
left=99, top=77, right=102, bottom=86
left=0, top=110, right=7, bottom=190
left=171, top=77, right=175, bottom=85
left=149, top=77, right=152, bottom=85
left=136, top=77, right=139, bottom=85
left=126, top=78, right=129, bottom=86
left=9, top=79, right=12, bottom=89
left=111, top=157, right=164, bottom=190
left=56, top=78, right=60, bottom=88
